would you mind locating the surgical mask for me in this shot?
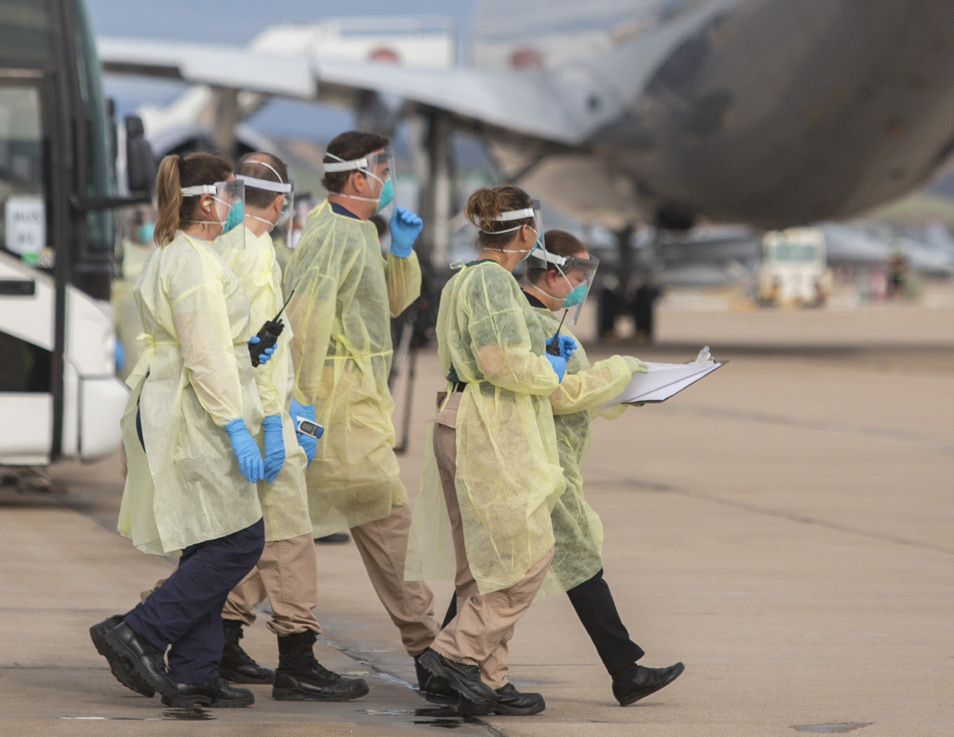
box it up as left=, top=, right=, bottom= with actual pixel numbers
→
left=562, top=283, right=587, bottom=307
left=376, top=177, right=395, bottom=212
left=138, top=222, right=155, bottom=244
left=222, top=199, right=244, bottom=234
left=522, top=228, right=542, bottom=262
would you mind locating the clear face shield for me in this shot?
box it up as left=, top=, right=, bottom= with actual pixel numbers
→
left=181, top=178, right=245, bottom=248
left=528, top=249, right=600, bottom=324
left=235, top=167, right=295, bottom=245
left=489, top=198, right=545, bottom=267
left=322, top=148, right=396, bottom=214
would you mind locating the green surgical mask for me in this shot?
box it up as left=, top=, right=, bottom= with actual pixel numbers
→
left=223, top=200, right=245, bottom=233
left=562, top=283, right=587, bottom=307
left=376, top=177, right=394, bottom=212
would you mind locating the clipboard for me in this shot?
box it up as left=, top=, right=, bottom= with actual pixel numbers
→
left=600, top=348, right=726, bottom=408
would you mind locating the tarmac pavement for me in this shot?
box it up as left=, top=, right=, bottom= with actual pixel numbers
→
left=1, top=300, right=952, bottom=737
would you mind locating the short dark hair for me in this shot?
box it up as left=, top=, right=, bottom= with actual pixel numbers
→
left=237, top=152, right=289, bottom=209
left=321, top=131, right=390, bottom=193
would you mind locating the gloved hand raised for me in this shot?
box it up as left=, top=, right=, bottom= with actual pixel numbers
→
left=389, top=207, right=423, bottom=258
left=624, top=356, right=649, bottom=374
left=545, top=333, right=577, bottom=361
left=546, top=353, right=567, bottom=383
left=261, top=415, right=285, bottom=483
left=248, top=335, right=275, bottom=366
left=289, top=397, right=317, bottom=465
left=557, top=335, right=577, bottom=360
left=224, top=419, right=265, bottom=483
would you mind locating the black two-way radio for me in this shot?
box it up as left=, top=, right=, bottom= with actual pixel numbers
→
left=249, top=290, right=294, bottom=367
left=545, top=309, right=569, bottom=356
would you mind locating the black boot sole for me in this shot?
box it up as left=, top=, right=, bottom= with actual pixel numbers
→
left=459, top=697, right=547, bottom=717
left=89, top=620, right=155, bottom=698
left=161, top=694, right=254, bottom=708
left=272, top=681, right=370, bottom=702
left=102, top=624, right=177, bottom=699
left=218, top=665, right=275, bottom=685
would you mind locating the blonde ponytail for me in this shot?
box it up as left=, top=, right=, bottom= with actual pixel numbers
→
left=154, top=155, right=182, bottom=246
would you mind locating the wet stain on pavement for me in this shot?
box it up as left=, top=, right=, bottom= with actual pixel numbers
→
left=364, top=707, right=474, bottom=728
left=794, top=723, right=872, bottom=733
left=162, top=705, right=214, bottom=721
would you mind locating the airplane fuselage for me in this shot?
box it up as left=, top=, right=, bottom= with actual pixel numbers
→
left=488, top=0, right=954, bottom=231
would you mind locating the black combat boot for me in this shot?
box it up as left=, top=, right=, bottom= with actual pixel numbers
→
left=219, top=619, right=275, bottom=684
left=272, top=630, right=369, bottom=701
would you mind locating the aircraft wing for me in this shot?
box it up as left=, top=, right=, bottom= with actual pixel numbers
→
left=98, top=38, right=604, bottom=146
left=98, top=39, right=316, bottom=99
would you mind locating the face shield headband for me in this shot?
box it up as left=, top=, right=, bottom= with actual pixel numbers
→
left=323, top=150, right=395, bottom=211
left=527, top=249, right=599, bottom=323
left=236, top=162, right=294, bottom=232
left=181, top=180, right=245, bottom=235
left=480, top=201, right=545, bottom=262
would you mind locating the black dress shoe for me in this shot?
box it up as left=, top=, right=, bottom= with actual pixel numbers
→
left=102, top=621, right=177, bottom=698
left=459, top=682, right=546, bottom=716
left=160, top=677, right=254, bottom=708
left=417, top=648, right=497, bottom=705
left=89, top=615, right=155, bottom=697
left=613, top=662, right=685, bottom=706
left=272, top=664, right=370, bottom=701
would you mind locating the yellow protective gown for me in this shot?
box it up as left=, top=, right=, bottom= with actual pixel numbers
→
left=112, top=237, right=155, bottom=380
left=407, top=260, right=565, bottom=595
left=532, top=304, right=635, bottom=590
left=118, top=233, right=264, bottom=555
left=218, top=226, right=311, bottom=543
left=283, top=199, right=421, bottom=536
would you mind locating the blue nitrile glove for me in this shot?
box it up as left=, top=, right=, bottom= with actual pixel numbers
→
left=261, top=415, right=285, bottom=483
left=289, top=397, right=317, bottom=465
left=224, top=419, right=265, bottom=483
left=545, top=333, right=577, bottom=361
left=546, top=353, right=567, bottom=383
left=389, top=207, right=423, bottom=258
left=248, top=335, right=275, bottom=366
left=557, top=335, right=577, bottom=361
left=114, top=340, right=125, bottom=373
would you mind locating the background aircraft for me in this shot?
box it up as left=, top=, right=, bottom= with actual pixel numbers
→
left=96, top=0, right=954, bottom=328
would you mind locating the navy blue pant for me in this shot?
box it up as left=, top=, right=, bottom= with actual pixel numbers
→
left=125, top=518, right=265, bottom=684
left=442, top=567, right=645, bottom=680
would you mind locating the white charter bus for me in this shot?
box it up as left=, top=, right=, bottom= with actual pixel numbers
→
left=0, top=0, right=153, bottom=466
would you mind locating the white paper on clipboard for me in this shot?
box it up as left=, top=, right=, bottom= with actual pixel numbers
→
left=600, top=347, right=726, bottom=408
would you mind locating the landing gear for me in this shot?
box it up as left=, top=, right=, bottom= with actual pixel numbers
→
left=596, top=226, right=661, bottom=343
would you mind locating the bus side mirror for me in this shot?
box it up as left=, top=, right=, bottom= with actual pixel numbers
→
left=125, top=115, right=156, bottom=199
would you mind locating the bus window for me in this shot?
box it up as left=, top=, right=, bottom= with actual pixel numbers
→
left=0, top=84, right=47, bottom=266
left=72, top=0, right=114, bottom=261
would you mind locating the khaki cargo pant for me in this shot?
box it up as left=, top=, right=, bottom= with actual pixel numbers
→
left=429, top=391, right=554, bottom=689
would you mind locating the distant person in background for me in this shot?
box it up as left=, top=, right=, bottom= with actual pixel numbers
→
left=889, top=244, right=909, bottom=299
left=112, top=207, right=157, bottom=379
